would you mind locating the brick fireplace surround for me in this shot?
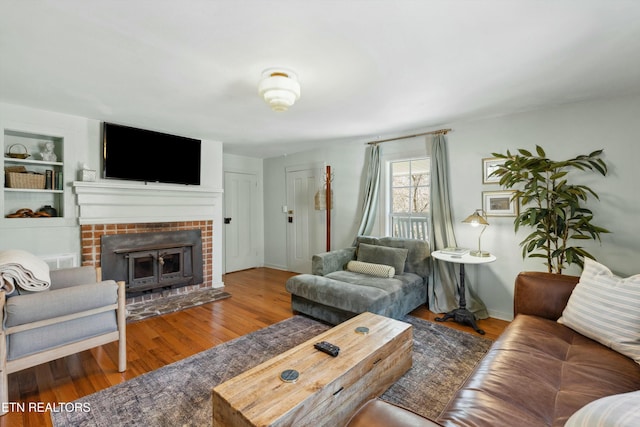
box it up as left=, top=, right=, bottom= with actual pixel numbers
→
left=80, top=220, right=213, bottom=303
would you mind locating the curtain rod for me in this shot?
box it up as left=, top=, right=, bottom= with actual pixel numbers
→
left=366, top=128, right=452, bottom=145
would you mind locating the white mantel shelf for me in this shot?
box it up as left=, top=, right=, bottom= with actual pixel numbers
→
left=72, top=181, right=223, bottom=225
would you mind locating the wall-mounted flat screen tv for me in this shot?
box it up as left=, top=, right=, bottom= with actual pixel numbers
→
left=103, top=122, right=201, bottom=185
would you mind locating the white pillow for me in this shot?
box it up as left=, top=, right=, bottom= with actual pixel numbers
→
left=565, top=390, right=640, bottom=427
left=558, top=258, right=640, bottom=364
left=346, top=260, right=395, bottom=278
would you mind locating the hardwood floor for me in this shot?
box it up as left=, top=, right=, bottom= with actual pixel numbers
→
left=2, top=267, right=509, bottom=427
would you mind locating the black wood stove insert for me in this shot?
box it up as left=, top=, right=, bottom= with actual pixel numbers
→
left=101, top=230, right=204, bottom=297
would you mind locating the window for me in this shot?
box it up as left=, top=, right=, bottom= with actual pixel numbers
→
left=389, top=158, right=430, bottom=240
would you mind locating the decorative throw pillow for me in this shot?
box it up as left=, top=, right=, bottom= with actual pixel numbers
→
left=346, top=260, right=395, bottom=278
left=357, top=243, right=408, bottom=274
left=565, top=390, right=640, bottom=427
left=558, top=258, right=640, bottom=364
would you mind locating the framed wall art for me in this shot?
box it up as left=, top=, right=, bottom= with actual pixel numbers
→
left=482, top=157, right=504, bottom=184
left=483, top=190, right=518, bottom=217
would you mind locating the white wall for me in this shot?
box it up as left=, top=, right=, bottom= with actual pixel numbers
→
left=1, top=104, right=90, bottom=256
left=263, top=143, right=367, bottom=270
left=263, top=94, right=640, bottom=320
left=6, top=93, right=638, bottom=317
left=448, top=94, right=640, bottom=319
left=1, top=103, right=224, bottom=285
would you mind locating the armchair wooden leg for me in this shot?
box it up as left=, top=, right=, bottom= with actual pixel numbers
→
left=0, top=293, right=7, bottom=416
left=0, top=369, right=7, bottom=416
left=116, top=281, right=127, bottom=372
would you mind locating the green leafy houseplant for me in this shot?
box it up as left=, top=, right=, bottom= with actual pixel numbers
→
left=491, top=146, right=609, bottom=274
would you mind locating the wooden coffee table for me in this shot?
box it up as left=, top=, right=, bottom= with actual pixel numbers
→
left=212, top=312, right=413, bottom=427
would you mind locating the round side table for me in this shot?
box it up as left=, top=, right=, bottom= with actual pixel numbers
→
left=431, top=250, right=496, bottom=335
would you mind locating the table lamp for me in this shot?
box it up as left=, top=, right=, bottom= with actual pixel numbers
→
left=462, top=209, right=491, bottom=257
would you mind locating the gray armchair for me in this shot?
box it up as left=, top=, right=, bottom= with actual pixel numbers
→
left=0, top=266, right=126, bottom=415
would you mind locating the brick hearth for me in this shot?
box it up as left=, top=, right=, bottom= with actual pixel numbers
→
left=80, top=220, right=213, bottom=303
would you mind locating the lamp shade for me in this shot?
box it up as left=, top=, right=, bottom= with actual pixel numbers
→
left=462, top=209, right=491, bottom=257
left=258, top=68, right=300, bottom=112
left=462, top=210, right=489, bottom=227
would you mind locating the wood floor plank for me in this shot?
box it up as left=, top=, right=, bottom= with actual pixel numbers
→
left=0, top=267, right=508, bottom=427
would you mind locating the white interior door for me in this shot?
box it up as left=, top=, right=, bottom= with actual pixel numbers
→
left=286, top=166, right=324, bottom=273
left=224, top=171, right=258, bottom=273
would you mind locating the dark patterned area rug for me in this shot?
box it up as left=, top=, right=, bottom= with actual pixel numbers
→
left=52, top=315, right=492, bottom=426
left=126, top=287, right=231, bottom=322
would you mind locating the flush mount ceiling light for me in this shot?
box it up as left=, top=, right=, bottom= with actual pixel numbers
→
left=258, top=68, right=300, bottom=112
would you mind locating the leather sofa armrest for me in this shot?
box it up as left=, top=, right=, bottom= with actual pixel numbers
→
left=347, top=399, right=442, bottom=427
left=312, top=247, right=356, bottom=276
left=514, top=272, right=579, bottom=320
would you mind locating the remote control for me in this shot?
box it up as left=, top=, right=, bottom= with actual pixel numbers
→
left=314, top=341, right=340, bottom=357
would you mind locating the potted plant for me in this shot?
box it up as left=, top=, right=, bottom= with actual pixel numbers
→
left=491, top=145, right=609, bottom=274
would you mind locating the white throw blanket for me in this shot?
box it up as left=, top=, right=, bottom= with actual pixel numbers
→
left=0, top=249, right=51, bottom=293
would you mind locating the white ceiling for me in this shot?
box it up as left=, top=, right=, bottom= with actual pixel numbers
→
left=2, top=1, right=640, bottom=158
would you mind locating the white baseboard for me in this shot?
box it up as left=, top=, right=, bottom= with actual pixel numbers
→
left=211, top=280, right=225, bottom=289
left=487, top=309, right=514, bottom=322
left=263, top=263, right=289, bottom=271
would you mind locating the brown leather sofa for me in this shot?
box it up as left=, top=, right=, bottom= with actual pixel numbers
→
left=347, top=272, right=640, bottom=427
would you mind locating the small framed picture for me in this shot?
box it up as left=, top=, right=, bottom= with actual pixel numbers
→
left=483, top=190, right=518, bottom=217
left=482, top=157, right=504, bottom=184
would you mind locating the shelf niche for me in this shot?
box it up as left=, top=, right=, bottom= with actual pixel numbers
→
left=3, top=128, right=65, bottom=218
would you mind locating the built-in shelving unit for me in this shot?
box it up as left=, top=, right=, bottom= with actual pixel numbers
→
left=3, top=129, right=65, bottom=219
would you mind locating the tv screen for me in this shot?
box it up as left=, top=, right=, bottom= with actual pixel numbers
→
left=103, top=122, right=201, bottom=185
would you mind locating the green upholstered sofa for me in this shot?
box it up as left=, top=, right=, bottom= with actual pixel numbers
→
left=285, top=236, right=431, bottom=325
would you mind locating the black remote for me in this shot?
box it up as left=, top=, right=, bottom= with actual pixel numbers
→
left=314, top=341, right=340, bottom=357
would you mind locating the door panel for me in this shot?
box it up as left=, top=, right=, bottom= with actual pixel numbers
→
left=224, top=171, right=258, bottom=273
left=286, top=168, right=323, bottom=273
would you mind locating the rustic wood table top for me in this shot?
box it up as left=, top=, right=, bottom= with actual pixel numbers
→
left=212, top=312, right=413, bottom=427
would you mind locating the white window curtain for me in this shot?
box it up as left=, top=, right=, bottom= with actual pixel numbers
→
left=427, top=134, right=488, bottom=318
left=354, top=144, right=381, bottom=243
